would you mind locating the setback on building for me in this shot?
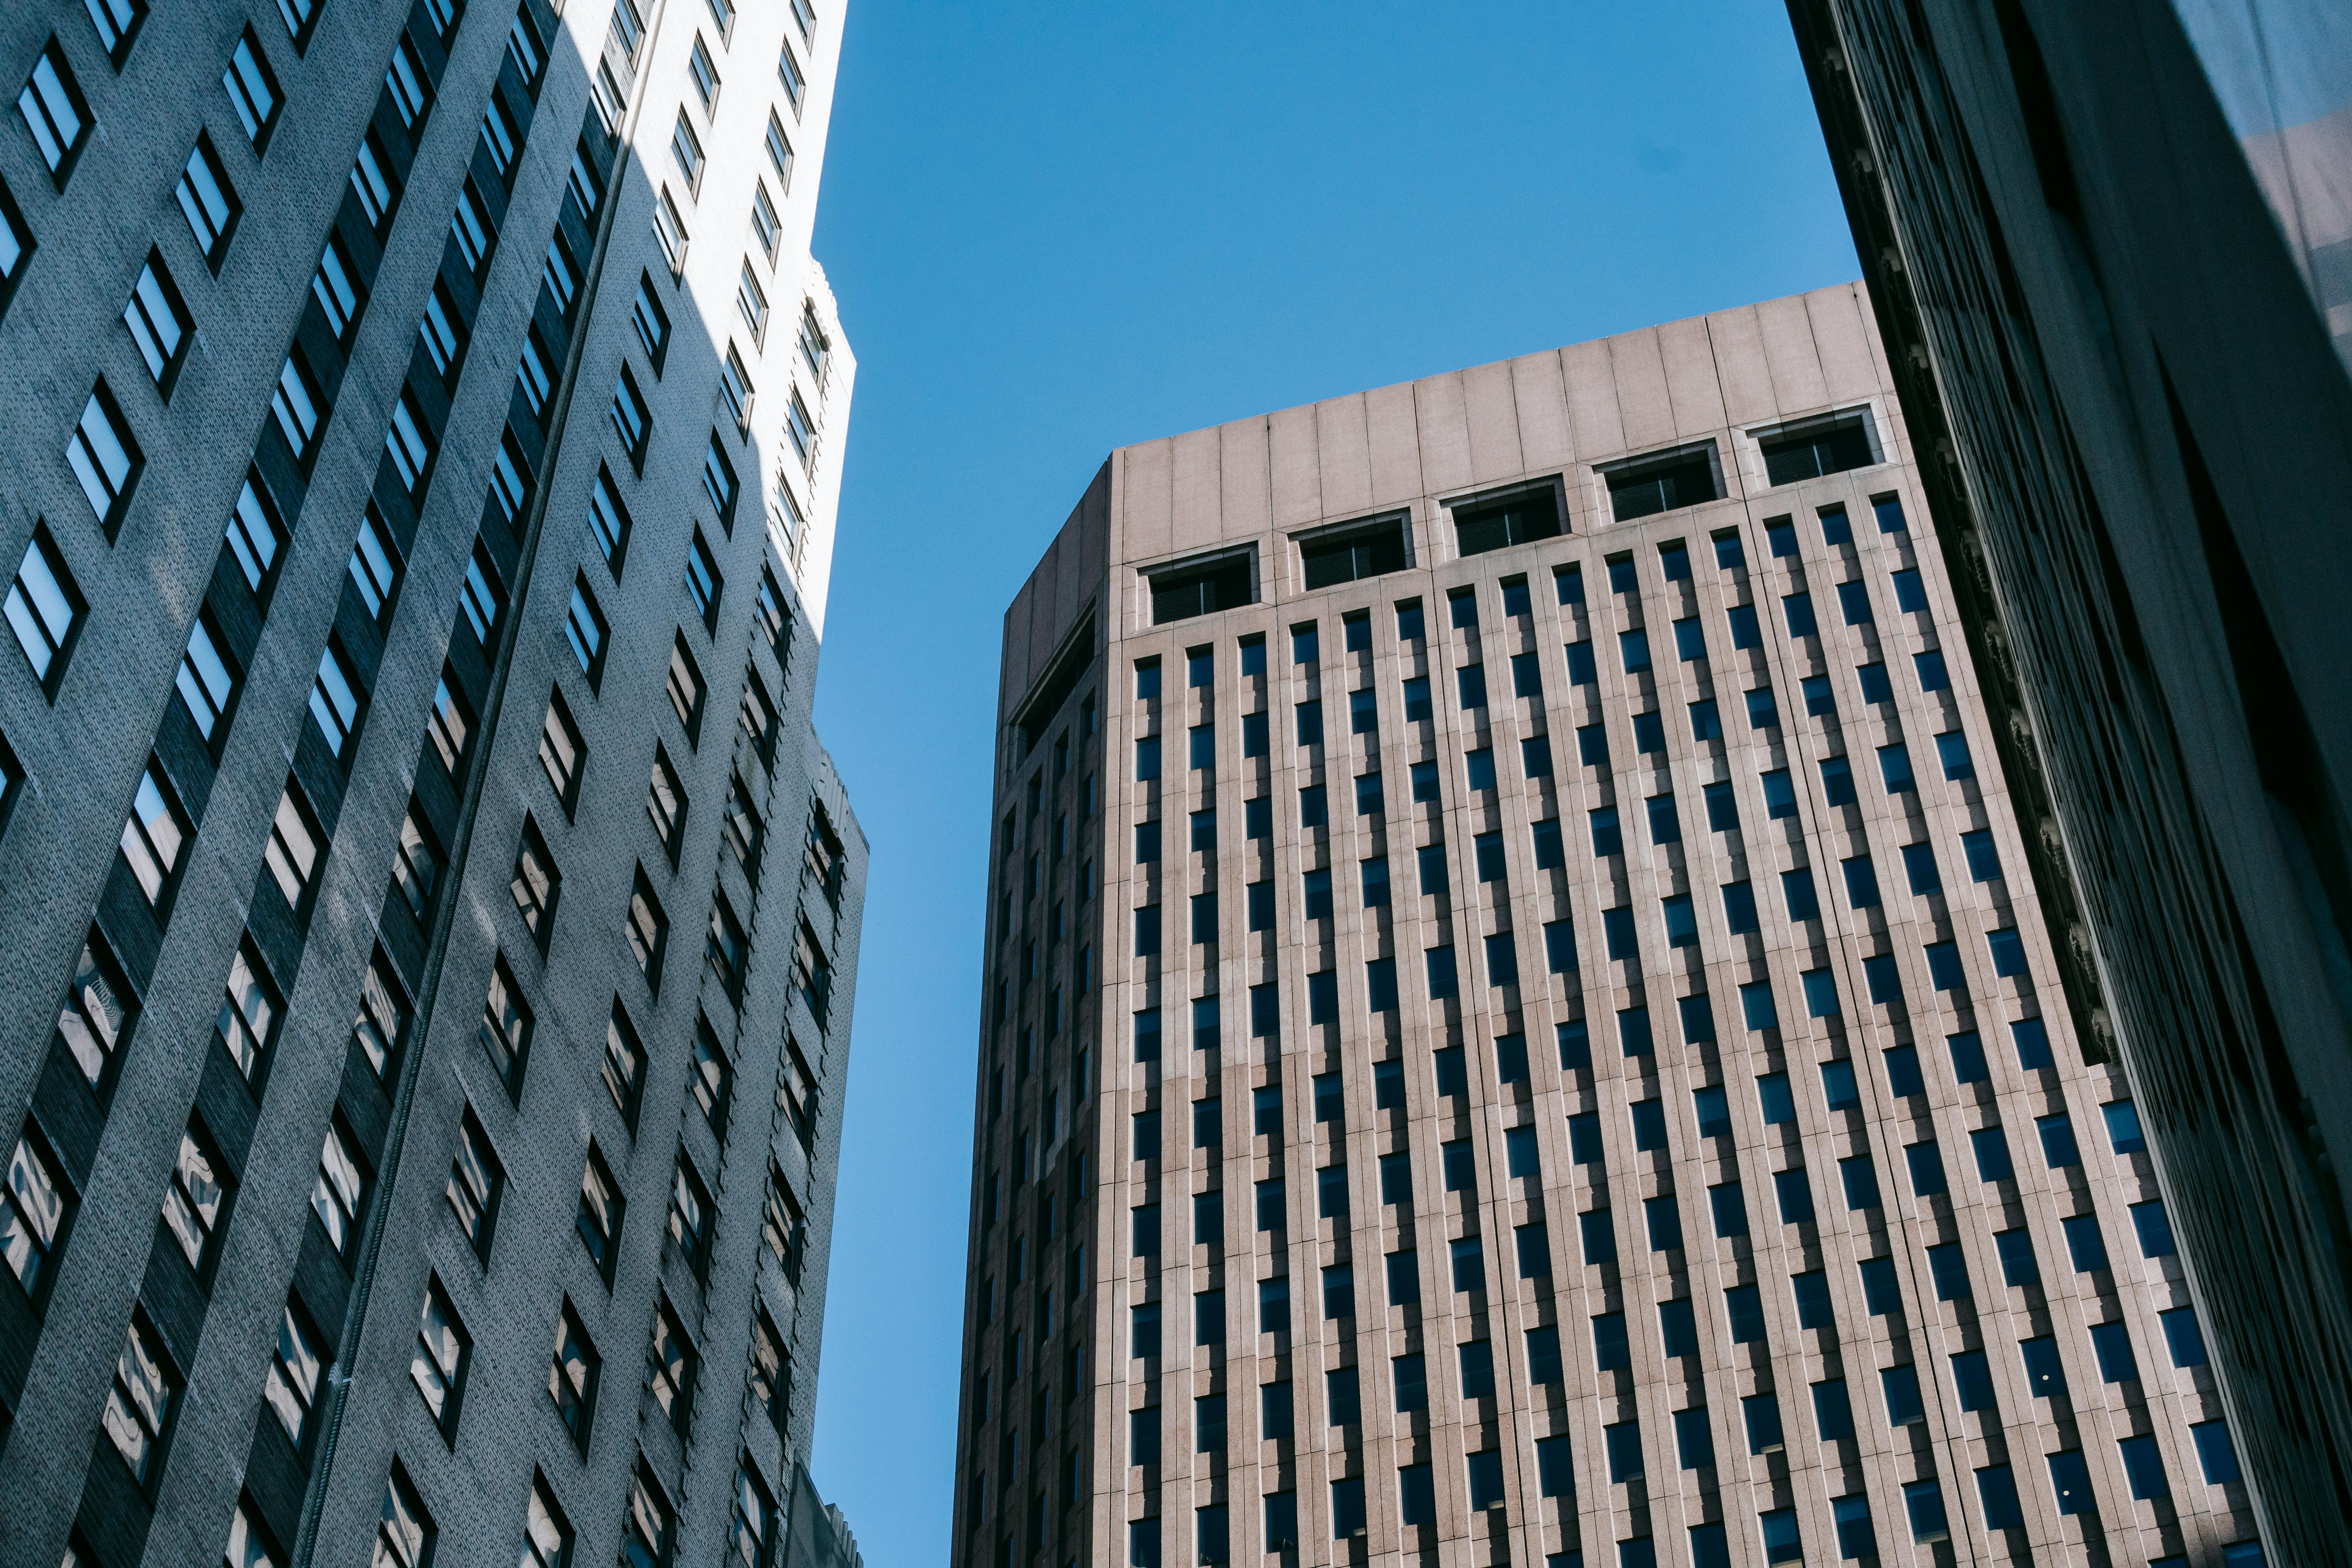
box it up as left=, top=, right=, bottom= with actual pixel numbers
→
left=1756, top=408, right=1880, bottom=486
left=1448, top=482, right=1564, bottom=557
left=1147, top=549, right=1255, bottom=625
left=1601, top=442, right=1722, bottom=522
left=1297, top=512, right=1410, bottom=590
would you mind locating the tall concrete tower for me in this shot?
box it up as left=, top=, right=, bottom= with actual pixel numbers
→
left=953, top=287, right=2257, bottom=1568
left=0, top=0, right=864, bottom=1562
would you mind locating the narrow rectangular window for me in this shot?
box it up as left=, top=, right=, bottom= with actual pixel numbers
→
left=766, top=113, right=794, bottom=187
left=384, top=388, right=436, bottom=494
left=719, top=344, right=754, bottom=427
left=350, top=949, right=407, bottom=1078
left=577, top=1143, right=624, bottom=1280
left=527, top=694, right=581, bottom=822
left=310, top=1117, right=365, bottom=1253
left=703, top=434, right=740, bottom=523
left=68, top=381, right=142, bottom=532
left=737, top=263, right=769, bottom=341
left=608, top=285, right=664, bottom=399
left=666, top=635, right=705, bottom=740
left=544, top=233, right=581, bottom=315
left=87, top=0, right=150, bottom=65
left=260, top=786, right=320, bottom=908
left=373, top=1466, right=433, bottom=1568
left=548, top=1302, right=600, bottom=1450
left=446, top=1109, right=502, bottom=1257
left=344, top=509, right=401, bottom=624
left=751, top=180, right=780, bottom=257
left=6, top=527, right=82, bottom=691
left=115, top=762, right=190, bottom=907
left=627, top=872, right=670, bottom=987
left=176, top=133, right=241, bottom=267
left=566, top=579, right=608, bottom=686
left=510, top=817, right=561, bottom=949
left=603, top=1004, right=646, bottom=1127
left=19, top=45, right=91, bottom=186
left=159, top=1125, right=227, bottom=1272
left=411, top=1276, right=470, bottom=1433
left=123, top=252, right=192, bottom=393
left=261, top=1298, right=325, bottom=1444
left=224, top=29, right=282, bottom=147
left=309, top=639, right=363, bottom=756
left=214, top=941, right=279, bottom=1078
left=102, top=1312, right=179, bottom=1481
left=688, top=34, right=722, bottom=111
left=479, top=956, right=532, bottom=1099
left=172, top=612, right=238, bottom=743
left=479, top=92, right=519, bottom=181
left=612, top=367, right=652, bottom=469
left=777, top=38, right=806, bottom=106
left=646, top=746, right=686, bottom=859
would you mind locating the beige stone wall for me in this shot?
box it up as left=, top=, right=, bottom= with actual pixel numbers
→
left=960, top=283, right=2250, bottom=1568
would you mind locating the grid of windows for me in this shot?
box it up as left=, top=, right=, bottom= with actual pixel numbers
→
left=960, top=334, right=2214, bottom=1565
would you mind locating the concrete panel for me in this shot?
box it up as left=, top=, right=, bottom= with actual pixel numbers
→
left=1659, top=314, right=1731, bottom=441
left=1220, top=418, right=1274, bottom=538
left=1756, top=291, right=1832, bottom=418
left=1170, top=425, right=1224, bottom=552
left=1606, top=327, right=1677, bottom=453
left=1460, top=359, right=1526, bottom=485
left=1122, top=436, right=1176, bottom=564
left=1364, top=381, right=1425, bottom=512
left=1510, top=350, right=1576, bottom=472
left=1708, top=303, right=1782, bottom=428
left=1413, top=372, right=1475, bottom=496
left=1314, top=394, right=1374, bottom=521
left=1808, top=283, right=1882, bottom=405
left=1268, top=406, right=1322, bottom=529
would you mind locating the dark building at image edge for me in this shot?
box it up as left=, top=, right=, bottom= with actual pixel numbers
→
left=1784, top=0, right=2352, bottom=1560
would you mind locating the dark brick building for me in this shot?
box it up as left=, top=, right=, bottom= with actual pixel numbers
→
left=0, top=0, right=865, bottom=1563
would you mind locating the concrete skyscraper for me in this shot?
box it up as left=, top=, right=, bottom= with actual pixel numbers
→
left=953, top=288, right=2258, bottom=1568
left=1782, top=1, right=2352, bottom=1558
left=0, top=0, right=862, bottom=1564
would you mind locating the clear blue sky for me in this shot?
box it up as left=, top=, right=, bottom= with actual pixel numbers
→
left=805, top=3, right=1857, bottom=1559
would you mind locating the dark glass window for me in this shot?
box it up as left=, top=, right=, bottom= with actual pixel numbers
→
left=1149, top=557, right=1252, bottom=625
left=1605, top=448, right=1719, bottom=521
left=1300, top=518, right=1408, bottom=588
left=1761, top=419, right=1873, bottom=486
left=1452, top=489, right=1563, bottom=556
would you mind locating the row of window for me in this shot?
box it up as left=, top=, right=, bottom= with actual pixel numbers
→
left=1135, top=791, right=1998, bottom=918
left=1125, top=1148, right=2159, bottom=1293
left=1117, top=1153, right=2181, bottom=1347
left=1123, top=1301, right=2216, bottom=1472
left=633, top=0, right=831, bottom=517
left=1133, top=693, right=1967, bottom=814
left=1129, top=868, right=2027, bottom=1014
left=1142, top=516, right=1928, bottom=701
left=1114, top=1408, right=2247, bottom=1566
left=7, top=0, right=551, bottom=690
left=991, top=727, right=1980, bottom=1088
left=1142, top=455, right=1908, bottom=633
left=1130, top=1082, right=2140, bottom=1238
left=340, top=1449, right=783, bottom=1568
left=1129, top=706, right=1972, bottom=869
